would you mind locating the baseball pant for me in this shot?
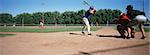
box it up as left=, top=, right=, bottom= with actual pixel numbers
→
left=82, top=17, right=91, bottom=34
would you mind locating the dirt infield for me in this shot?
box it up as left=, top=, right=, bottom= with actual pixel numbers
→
left=0, top=27, right=149, bottom=55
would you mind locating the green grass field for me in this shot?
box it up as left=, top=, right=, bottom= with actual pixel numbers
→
left=135, top=28, right=150, bottom=32
left=0, top=26, right=149, bottom=33
left=0, top=34, right=15, bottom=37
left=0, top=26, right=102, bottom=33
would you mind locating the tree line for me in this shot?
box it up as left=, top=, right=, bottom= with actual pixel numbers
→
left=0, top=9, right=121, bottom=25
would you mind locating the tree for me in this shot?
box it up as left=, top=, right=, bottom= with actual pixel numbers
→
left=15, top=13, right=33, bottom=25
left=111, top=9, right=122, bottom=23
left=32, top=12, right=43, bottom=24
left=52, top=11, right=60, bottom=25
left=44, top=11, right=60, bottom=24
left=0, top=13, right=13, bottom=26
left=75, top=9, right=86, bottom=24
left=0, top=9, right=122, bottom=25
left=61, top=11, right=75, bottom=24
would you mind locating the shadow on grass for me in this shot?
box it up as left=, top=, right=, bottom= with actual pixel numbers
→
left=0, top=34, right=15, bottom=38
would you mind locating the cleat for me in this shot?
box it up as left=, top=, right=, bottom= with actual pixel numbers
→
left=141, top=36, right=146, bottom=39
left=88, top=33, right=92, bottom=35
left=121, top=35, right=126, bottom=39
left=126, top=37, right=130, bottom=39
left=131, top=35, right=135, bottom=38
left=82, top=32, right=85, bottom=35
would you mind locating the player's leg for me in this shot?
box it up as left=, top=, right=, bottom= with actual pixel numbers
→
left=126, top=27, right=131, bottom=38
left=82, top=24, right=86, bottom=34
left=131, top=27, right=135, bottom=38
left=82, top=18, right=87, bottom=34
left=83, top=17, right=91, bottom=35
left=138, top=22, right=146, bottom=39
left=117, top=25, right=126, bottom=39
left=87, top=21, right=91, bottom=35
left=125, top=25, right=131, bottom=39
left=86, top=20, right=91, bottom=35
left=125, top=20, right=133, bottom=39
left=129, top=20, right=137, bottom=38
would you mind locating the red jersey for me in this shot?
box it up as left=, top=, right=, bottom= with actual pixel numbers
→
left=120, top=13, right=131, bottom=21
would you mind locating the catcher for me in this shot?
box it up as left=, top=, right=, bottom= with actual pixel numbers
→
left=115, top=13, right=135, bottom=39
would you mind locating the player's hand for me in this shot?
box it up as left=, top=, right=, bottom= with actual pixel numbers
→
left=90, top=9, right=96, bottom=14
left=93, top=9, right=96, bottom=14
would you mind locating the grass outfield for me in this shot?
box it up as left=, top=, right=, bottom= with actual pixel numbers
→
left=0, top=34, right=15, bottom=37
left=0, top=26, right=149, bottom=33
left=0, top=26, right=102, bottom=33
left=135, top=27, right=150, bottom=32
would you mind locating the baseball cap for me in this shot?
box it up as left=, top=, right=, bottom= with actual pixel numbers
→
left=89, top=6, right=95, bottom=10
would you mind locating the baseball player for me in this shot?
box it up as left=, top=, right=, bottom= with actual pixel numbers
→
left=82, top=6, right=96, bottom=35
left=39, top=19, right=44, bottom=28
left=116, top=13, right=135, bottom=39
left=126, top=5, right=147, bottom=39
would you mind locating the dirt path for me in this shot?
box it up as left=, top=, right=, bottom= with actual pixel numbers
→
left=0, top=27, right=149, bottom=55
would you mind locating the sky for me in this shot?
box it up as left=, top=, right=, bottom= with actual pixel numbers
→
left=0, top=0, right=149, bottom=18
